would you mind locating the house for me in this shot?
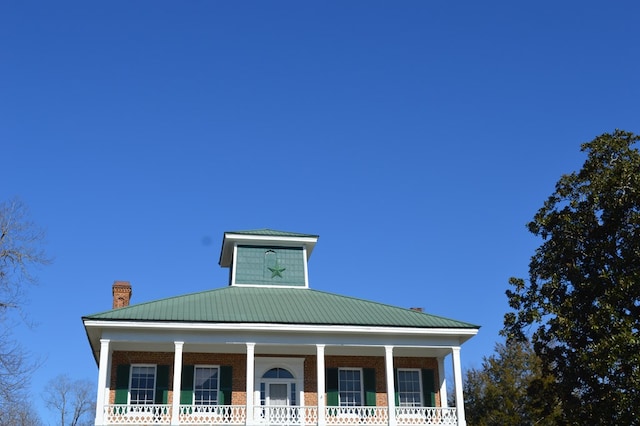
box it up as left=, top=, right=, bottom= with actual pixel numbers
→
left=83, top=229, right=479, bottom=426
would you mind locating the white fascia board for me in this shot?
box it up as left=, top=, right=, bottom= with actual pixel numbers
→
left=83, top=319, right=478, bottom=338
left=220, top=233, right=318, bottom=266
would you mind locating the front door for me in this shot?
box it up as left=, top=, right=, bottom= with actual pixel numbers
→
left=261, top=367, right=299, bottom=424
left=268, top=383, right=289, bottom=406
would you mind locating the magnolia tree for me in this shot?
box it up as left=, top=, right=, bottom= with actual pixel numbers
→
left=504, top=130, right=640, bottom=424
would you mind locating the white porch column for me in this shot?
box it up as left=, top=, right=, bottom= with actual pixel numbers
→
left=437, top=356, right=448, bottom=408
left=384, top=346, right=397, bottom=426
left=171, top=341, right=184, bottom=425
left=316, top=344, right=326, bottom=426
left=95, top=339, right=111, bottom=426
left=451, top=347, right=466, bottom=426
left=246, top=343, right=256, bottom=424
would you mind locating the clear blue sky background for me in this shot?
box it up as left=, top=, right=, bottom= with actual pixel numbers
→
left=2, top=1, right=638, bottom=423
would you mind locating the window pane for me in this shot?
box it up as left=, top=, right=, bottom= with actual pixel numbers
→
left=194, top=367, right=219, bottom=405
left=130, top=366, right=155, bottom=405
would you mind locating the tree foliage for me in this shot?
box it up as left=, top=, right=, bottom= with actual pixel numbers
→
left=0, top=198, right=50, bottom=414
left=43, top=375, right=94, bottom=426
left=503, top=130, right=640, bottom=424
left=464, top=340, right=561, bottom=426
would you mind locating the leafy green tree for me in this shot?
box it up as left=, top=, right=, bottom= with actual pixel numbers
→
left=504, top=130, right=640, bottom=424
left=464, top=340, right=560, bottom=426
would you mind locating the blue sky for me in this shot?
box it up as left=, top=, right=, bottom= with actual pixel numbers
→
left=2, top=1, right=639, bottom=423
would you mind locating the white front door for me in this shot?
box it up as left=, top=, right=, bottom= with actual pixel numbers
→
left=268, top=383, right=289, bottom=406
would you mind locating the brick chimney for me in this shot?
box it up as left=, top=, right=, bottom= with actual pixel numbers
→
left=112, top=281, right=132, bottom=309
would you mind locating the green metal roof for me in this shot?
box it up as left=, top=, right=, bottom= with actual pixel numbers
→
left=83, top=286, right=478, bottom=329
left=226, top=229, right=319, bottom=238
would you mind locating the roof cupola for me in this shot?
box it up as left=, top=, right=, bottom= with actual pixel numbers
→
left=219, top=229, right=319, bottom=288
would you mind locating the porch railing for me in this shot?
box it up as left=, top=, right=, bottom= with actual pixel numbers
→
left=396, top=407, right=457, bottom=425
left=179, top=404, right=246, bottom=424
left=104, top=404, right=171, bottom=424
left=103, top=405, right=458, bottom=425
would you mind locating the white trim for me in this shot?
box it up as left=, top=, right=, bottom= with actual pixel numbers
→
left=230, top=283, right=308, bottom=289
left=302, top=246, right=310, bottom=288
left=84, top=320, right=478, bottom=337
left=231, top=243, right=238, bottom=286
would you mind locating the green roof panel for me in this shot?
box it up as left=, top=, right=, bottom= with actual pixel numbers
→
left=83, top=286, right=479, bottom=329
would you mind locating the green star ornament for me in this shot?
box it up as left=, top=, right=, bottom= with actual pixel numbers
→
left=268, top=264, right=286, bottom=278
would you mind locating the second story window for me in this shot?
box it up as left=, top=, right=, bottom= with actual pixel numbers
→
left=397, top=369, right=423, bottom=407
left=339, top=368, right=362, bottom=406
left=194, top=366, right=220, bottom=405
left=130, top=365, right=156, bottom=405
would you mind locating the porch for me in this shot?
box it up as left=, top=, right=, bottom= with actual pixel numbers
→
left=103, top=405, right=458, bottom=425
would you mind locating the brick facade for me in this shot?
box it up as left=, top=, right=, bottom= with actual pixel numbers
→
left=110, top=351, right=440, bottom=407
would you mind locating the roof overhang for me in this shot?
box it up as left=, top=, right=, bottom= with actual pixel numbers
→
left=83, top=318, right=479, bottom=364
left=219, top=232, right=319, bottom=267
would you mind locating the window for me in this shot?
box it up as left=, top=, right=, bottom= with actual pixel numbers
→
left=263, top=368, right=294, bottom=379
left=194, top=366, right=220, bottom=405
left=397, top=369, right=422, bottom=407
left=130, top=365, right=156, bottom=405
left=339, top=369, right=362, bottom=406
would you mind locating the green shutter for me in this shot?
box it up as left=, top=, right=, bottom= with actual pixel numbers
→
left=421, top=369, right=436, bottom=407
left=219, top=366, right=233, bottom=405
left=326, top=368, right=339, bottom=406
left=115, top=365, right=130, bottom=404
left=393, top=369, right=399, bottom=406
left=181, top=365, right=195, bottom=405
left=155, top=365, right=170, bottom=404
left=363, top=368, right=376, bottom=406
